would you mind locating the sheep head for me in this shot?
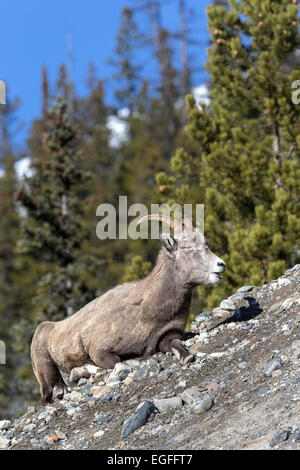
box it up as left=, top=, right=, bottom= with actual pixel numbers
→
left=137, top=214, right=226, bottom=287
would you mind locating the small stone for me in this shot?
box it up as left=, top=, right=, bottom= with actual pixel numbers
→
left=66, top=408, right=77, bottom=417
left=236, top=286, right=255, bottom=293
left=189, top=343, right=204, bottom=355
left=38, top=411, right=50, bottom=421
left=55, top=430, right=66, bottom=440
left=272, top=369, right=282, bottom=377
left=193, top=397, right=214, bottom=414
left=269, top=429, right=291, bottom=448
left=132, top=366, right=149, bottom=381
left=154, top=397, right=182, bottom=413
left=124, top=376, right=133, bottom=386
left=109, top=363, right=131, bottom=382
left=263, top=358, right=284, bottom=377
left=181, top=386, right=201, bottom=404
left=212, top=308, right=229, bottom=318
left=177, top=380, right=187, bottom=388
left=206, top=381, right=220, bottom=390
left=69, top=390, right=82, bottom=401
left=209, top=352, right=227, bottom=358
left=27, top=406, right=35, bottom=413
left=78, top=377, right=88, bottom=386
left=45, top=406, right=57, bottom=415
left=122, top=401, right=156, bottom=438
left=100, top=394, right=113, bottom=401
left=195, top=311, right=212, bottom=323
left=190, top=323, right=198, bottom=332
left=48, top=434, right=59, bottom=443
left=30, top=438, right=41, bottom=448
left=0, top=420, right=11, bottom=431
left=0, top=436, right=11, bottom=449
left=95, top=414, right=109, bottom=424
left=106, top=380, right=121, bottom=389
left=157, top=370, right=171, bottom=383
left=23, top=423, right=36, bottom=433
left=124, top=359, right=141, bottom=369
left=92, top=385, right=111, bottom=399
left=80, top=383, right=93, bottom=396
left=220, top=294, right=249, bottom=311
left=93, top=430, right=105, bottom=438
left=291, top=429, right=300, bottom=442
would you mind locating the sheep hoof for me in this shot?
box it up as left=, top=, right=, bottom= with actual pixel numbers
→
left=181, top=354, right=194, bottom=366
left=69, top=364, right=100, bottom=384
left=52, top=383, right=68, bottom=400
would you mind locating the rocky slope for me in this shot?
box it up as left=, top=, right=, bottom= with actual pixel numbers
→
left=1, top=265, right=300, bottom=451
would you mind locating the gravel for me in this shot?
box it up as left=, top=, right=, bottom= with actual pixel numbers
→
left=3, top=265, right=300, bottom=451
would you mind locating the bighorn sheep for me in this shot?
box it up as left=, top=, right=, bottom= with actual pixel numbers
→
left=31, top=214, right=226, bottom=404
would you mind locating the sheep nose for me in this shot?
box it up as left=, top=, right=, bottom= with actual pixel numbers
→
left=217, top=261, right=226, bottom=271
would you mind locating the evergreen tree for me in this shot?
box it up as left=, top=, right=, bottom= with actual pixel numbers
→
left=157, top=0, right=300, bottom=310
left=16, top=99, right=99, bottom=320
left=111, top=7, right=141, bottom=113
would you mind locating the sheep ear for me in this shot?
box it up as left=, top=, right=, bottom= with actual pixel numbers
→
left=160, top=232, right=178, bottom=254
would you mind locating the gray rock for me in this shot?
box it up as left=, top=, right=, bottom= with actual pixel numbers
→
left=37, top=411, right=50, bottom=421
left=30, top=438, right=41, bottom=449
left=132, top=365, right=149, bottom=381
left=78, top=378, right=88, bottom=386
left=23, top=423, right=36, bottom=433
left=220, top=293, right=249, bottom=311
left=55, top=430, right=66, bottom=440
left=291, top=428, right=300, bottom=442
left=80, top=383, right=93, bottom=396
left=122, top=401, right=156, bottom=438
left=66, top=407, right=79, bottom=417
left=236, top=286, right=255, bottom=293
left=27, top=406, right=35, bottom=413
left=263, top=358, right=285, bottom=377
left=110, top=363, right=131, bottom=382
left=192, top=397, right=214, bottom=414
left=180, top=386, right=202, bottom=405
left=269, top=429, right=292, bottom=447
left=0, top=420, right=11, bottom=431
left=157, top=370, right=171, bottom=383
left=0, top=436, right=10, bottom=449
left=154, top=397, right=182, bottom=413
left=95, top=414, right=110, bottom=424
left=124, top=359, right=141, bottom=369
left=195, top=311, right=212, bottom=323
left=100, top=394, right=112, bottom=401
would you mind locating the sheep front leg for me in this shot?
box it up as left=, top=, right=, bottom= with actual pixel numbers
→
left=89, top=349, right=121, bottom=370
left=158, top=332, right=194, bottom=365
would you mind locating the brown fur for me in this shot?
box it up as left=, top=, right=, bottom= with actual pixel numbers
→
left=31, top=226, right=225, bottom=404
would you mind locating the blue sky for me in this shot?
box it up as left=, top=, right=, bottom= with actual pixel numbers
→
left=1, top=0, right=211, bottom=149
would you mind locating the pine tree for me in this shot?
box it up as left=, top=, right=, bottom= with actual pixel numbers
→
left=0, top=97, right=35, bottom=417
left=111, top=7, right=141, bottom=113
left=157, top=0, right=300, bottom=310
left=16, top=99, right=99, bottom=321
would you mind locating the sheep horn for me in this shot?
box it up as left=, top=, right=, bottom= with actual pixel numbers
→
left=136, top=213, right=185, bottom=232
